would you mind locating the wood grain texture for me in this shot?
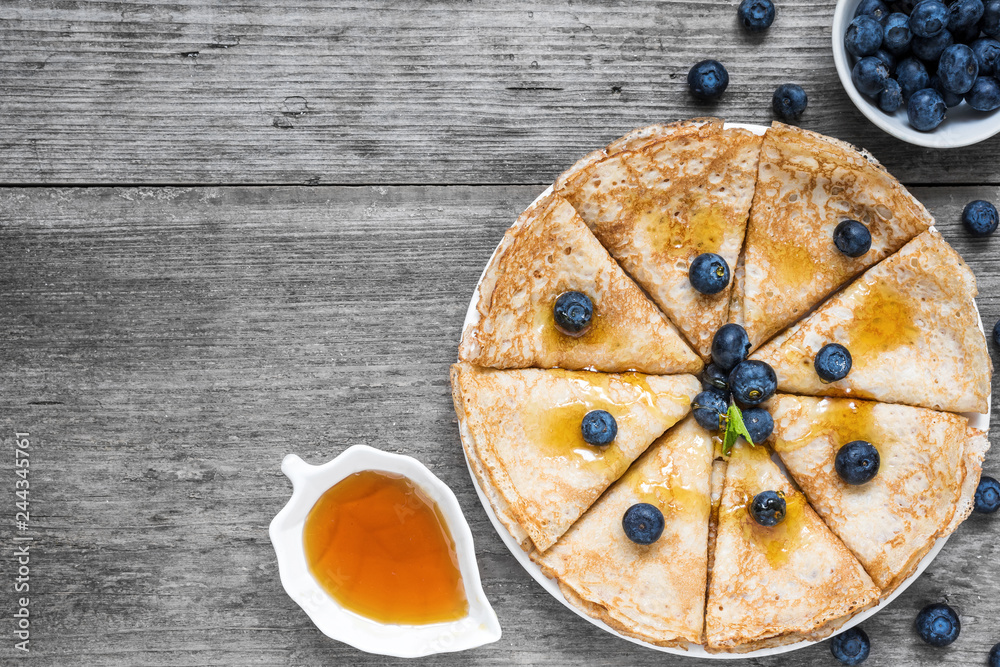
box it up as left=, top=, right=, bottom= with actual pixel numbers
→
left=0, top=184, right=998, bottom=666
left=2, top=0, right=1000, bottom=186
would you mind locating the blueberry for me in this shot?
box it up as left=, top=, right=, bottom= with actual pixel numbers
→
left=879, top=78, right=906, bottom=111
left=915, top=603, right=961, bottom=647
left=712, top=323, right=752, bottom=371
left=833, top=219, right=873, bottom=257
left=856, top=0, right=891, bottom=22
left=952, top=21, right=982, bottom=44
left=693, top=388, right=729, bottom=431
left=622, top=503, right=665, bottom=544
left=836, top=440, right=880, bottom=485
left=910, top=0, right=951, bottom=36
left=750, top=490, right=786, bottom=526
left=581, top=410, right=617, bottom=446
left=847, top=16, right=886, bottom=57
left=907, top=88, right=947, bottom=130
left=884, top=12, right=914, bottom=54
left=830, top=627, right=871, bottom=665
left=971, top=38, right=1000, bottom=76
left=553, top=291, right=593, bottom=334
left=938, top=44, right=979, bottom=93
left=688, top=60, right=729, bottom=100
left=877, top=49, right=898, bottom=75
left=974, top=475, right=1000, bottom=512
left=742, top=407, right=774, bottom=444
left=985, top=0, right=1000, bottom=36
left=949, top=0, right=985, bottom=33
left=931, top=74, right=966, bottom=106
left=689, top=252, right=731, bottom=294
left=815, top=343, right=854, bottom=382
left=994, top=317, right=1000, bottom=346
left=772, top=83, right=808, bottom=120
left=962, top=199, right=999, bottom=235
left=728, top=360, right=777, bottom=405
left=738, top=0, right=776, bottom=31
left=852, top=56, right=891, bottom=96
left=701, top=363, right=730, bottom=391
left=990, top=643, right=1000, bottom=667
left=967, top=75, right=1000, bottom=109
left=912, top=29, right=954, bottom=62
left=897, top=58, right=931, bottom=99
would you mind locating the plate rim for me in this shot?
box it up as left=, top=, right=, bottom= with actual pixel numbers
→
left=458, top=121, right=991, bottom=658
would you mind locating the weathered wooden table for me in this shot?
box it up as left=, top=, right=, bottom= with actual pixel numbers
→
left=1, top=2, right=999, bottom=665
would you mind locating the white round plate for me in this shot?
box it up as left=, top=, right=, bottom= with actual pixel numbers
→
left=832, top=0, right=1000, bottom=149
left=459, top=122, right=991, bottom=658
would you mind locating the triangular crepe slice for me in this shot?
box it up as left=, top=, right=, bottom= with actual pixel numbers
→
left=459, top=193, right=702, bottom=375
left=450, top=362, right=699, bottom=552
left=532, top=416, right=715, bottom=647
left=554, top=118, right=763, bottom=358
left=751, top=230, right=991, bottom=414
left=733, top=122, right=934, bottom=350
left=704, top=441, right=879, bottom=653
left=769, top=394, right=990, bottom=595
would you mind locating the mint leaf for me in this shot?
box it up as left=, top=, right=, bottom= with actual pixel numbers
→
left=722, top=403, right=755, bottom=456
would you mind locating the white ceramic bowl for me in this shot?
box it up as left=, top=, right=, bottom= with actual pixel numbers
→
left=832, top=0, right=1000, bottom=148
left=269, top=445, right=502, bottom=658
left=460, top=126, right=991, bottom=657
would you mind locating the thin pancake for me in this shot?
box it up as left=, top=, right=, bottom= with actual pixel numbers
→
left=459, top=193, right=702, bottom=374
left=554, top=119, right=762, bottom=358
left=705, top=441, right=879, bottom=652
left=532, top=416, right=715, bottom=647
left=769, top=394, right=991, bottom=595
left=732, top=122, right=933, bottom=350
left=450, top=362, right=699, bottom=552
left=751, top=229, right=991, bottom=414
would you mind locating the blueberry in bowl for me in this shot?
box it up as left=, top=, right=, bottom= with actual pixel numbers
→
left=847, top=15, right=886, bottom=56
left=896, top=57, right=931, bottom=99
left=856, top=0, right=890, bottom=22
left=937, top=44, right=979, bottom=93
left=967, top=75, right=1000, bottom=110
left=852, top=56, right=891, bottom=96
left=878, top=78, right=905, bottom=111
left=909, top=0, right=950, bottom=38
left=907, top=88, right=947, bottom=130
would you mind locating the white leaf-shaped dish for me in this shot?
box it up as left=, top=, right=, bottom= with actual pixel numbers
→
left=269, top=445, right=502, bottom=658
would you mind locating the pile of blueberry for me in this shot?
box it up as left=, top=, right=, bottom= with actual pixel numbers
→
left=845, top=0, right=1000, bottom=131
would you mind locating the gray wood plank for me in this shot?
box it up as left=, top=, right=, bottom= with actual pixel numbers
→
left=0, top=184, right=998, bottom=666
left=2, top=0, right=1000, bottom=186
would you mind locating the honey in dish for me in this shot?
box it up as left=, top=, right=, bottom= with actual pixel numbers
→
left=303, top=470, right=468, bottom=625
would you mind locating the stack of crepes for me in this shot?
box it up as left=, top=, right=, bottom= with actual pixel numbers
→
left=451, top=119, right=992, bottom=652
